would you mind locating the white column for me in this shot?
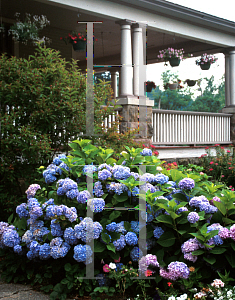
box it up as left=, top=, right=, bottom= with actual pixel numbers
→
left=229, top=50, right=235, bottom=106
left=116, top=20, right=133, bottom=97
left=110, top=70, right=118, bottom=98
left=132, top=24, right=145, bottom=97
left=225, top=53, right=230, bottom=107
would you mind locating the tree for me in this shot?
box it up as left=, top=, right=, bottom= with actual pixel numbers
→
left=0, top=45, right=114, bottom=219
left=188, top=76, right=225, bottom=112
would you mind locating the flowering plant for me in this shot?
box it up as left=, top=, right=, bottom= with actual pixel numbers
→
left=61, top=31, right=97, bottom=45
left=157, top=48, right=185, bottom=61
left=195, top=53, right=218, bottom=66
left=8, top=12, right=50, bottom=44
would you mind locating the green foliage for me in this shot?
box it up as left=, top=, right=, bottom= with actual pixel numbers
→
left=199, top=144, right=235, bottom=188
left=152, top=71, right=225, bottom=113
left=0, top=44, right=120, bottom=219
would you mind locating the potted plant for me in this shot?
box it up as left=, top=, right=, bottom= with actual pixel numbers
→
left=195, top=53, right=218, bottom=70
left=164, top=79, right=183, bottom=90
left=61, top=31, right=98, bottom=52
left=146, top=81, right=156, bottom=92
left=8, top=12, right=50, bottom=44
left=157, top=47, right=192, bottom=67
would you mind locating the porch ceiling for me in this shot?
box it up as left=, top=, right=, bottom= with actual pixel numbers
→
left=2, top=0, right=235, bottom=71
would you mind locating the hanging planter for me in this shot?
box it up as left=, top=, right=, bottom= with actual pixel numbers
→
left=157, top=47, right=192, bottom=67
left=61, top=31, right=97, bottom=52
left=200, top=63, right=211, bottom=70
left=169, top=57, right=181, bottom=67
left=196, top=53, right=218, bottom=70
left=184, top=79, right=197, bottom=87
left=72, top=40, right=86, bottom=52
left=146, top=81, right=156, bottom=93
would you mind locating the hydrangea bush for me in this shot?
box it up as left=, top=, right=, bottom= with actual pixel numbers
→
left=1, top=139, right=235, bottom=300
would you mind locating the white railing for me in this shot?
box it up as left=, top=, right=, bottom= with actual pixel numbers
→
left=152, top=109, right=232, bottom=145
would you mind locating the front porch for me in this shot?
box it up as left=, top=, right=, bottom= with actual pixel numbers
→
left=2, top=0, right=235, bottom=159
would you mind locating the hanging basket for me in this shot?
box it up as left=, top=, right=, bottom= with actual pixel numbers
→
left=146, top=86, right=153, bottom=93
left=72, top=40, right=86, bottom=52
left=187, top=80, right=196, bottom=87
left=169, top=57, right=181, bottom=67
left=200, top=63, right=211, bottom=70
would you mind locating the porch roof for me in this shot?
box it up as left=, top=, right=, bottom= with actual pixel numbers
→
left=2, top=0, right=235, bottom=70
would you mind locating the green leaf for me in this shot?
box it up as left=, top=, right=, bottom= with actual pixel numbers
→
left=172, top=193, right=187, bottom=202
left=64, top=263, right=71, bottom=272
left=203, top=256, right=216, bottom=265
left=107, top=244, right=116, bottom=253
left=61, top=278, right=69, bottom=284
left=94, top=240, right=106, bottom=252
left=213, top=201, right=227, bottom=216
left=170, top=169, right=183, bottom=182
left=191, top=250, right=204, bottom=255
left=106, top=158, right=116, bottom=165
left=101, top=233, right=111, bottom=244
left=210, top=247, right=226, bottom=254
left=7, top=213, right=14, bottom=224
left=156, top=214, right=173, bottom=225
left=157, top=231, right=175, bottom=247
left=226, top=254, right=235, bottom=268
left=109, top=211, right=122, bottom=221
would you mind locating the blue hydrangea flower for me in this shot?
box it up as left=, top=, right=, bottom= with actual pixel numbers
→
left=51, top=220, right=63, bottom=237
left=167, top=181, right=177, bottom=188
left=50, top=237, right=70, bottom=259
left=57, top=178, right=78, bottom=195
left=113, top=235, right=126, bottom=251
left=64, top=206, right=77, bottom=222
left=125, top=232, right=138, bottom=246
left=178, top=178, right=195, bottom=190
left=2, top=229, right=21, bottom=247
left=176, top=207, right=188, bottom=214
left=115, top=263, right=124, bottom=271
left=112, top=165, right=131, bottom=180
left=130, top=172, right=139, bottom=180
left=66, top=188, right=79, bottom=199
left=187, top=212, right=200, bottom=223
left=46, top=205, right=57, bottom=219
left=29, top=241, right=40, bottom=257
left=64, top=227, right=78, bottom=245
left=153, top=226, right=164, bottom=239
left=140, top=148, right=152, bottom=156
left=116, top=221, right=127, bottom=234
left=27, top=198, right=40, bottom=211
left=98, top=163, right=113, bottom=172
left=39, top=243, right=51, bottom=260
left=83, top=165, right=97, bottom=175
left=139, top=173, right=155, bottom=183
left=106, top=182, right=128, bottom=195
left=42, top=198, right=54, bottom=210
left=73, top=244, right=93, bottom=264
left=98, top=169, right=112, bottom=181
left=13, top=245, right=23, bottom=254
left=94, top=181, right=104, bottom=197
left=16, top=203, right=29, bottom=219
left=77, top=190, right=91, bottom=204
left=53, top=154, right=67, bottom=166
left=130, top=247, right=143, bottom=261
left=88, top=198, right=105, bottom=213
left=22, top=230, right=34, bottom=247
left=140, top=183, right=156, bottom=194
left=59, top=162, right=70, bottom=172
left=25, top=184, right=41, bottom=199
left=154, top=174, right=169, bottom=184
left=106, top=222, right=117, bottom=232
left=29, top=206, right=43, bottom=220
left=127, top=186, right=139, bottom=197
left=74, top=218, right=102, bottom=242
left=96, top=274, right=110, bottom=287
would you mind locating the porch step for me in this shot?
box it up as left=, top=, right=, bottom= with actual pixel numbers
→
left=152, top=145, right=231, bottom=160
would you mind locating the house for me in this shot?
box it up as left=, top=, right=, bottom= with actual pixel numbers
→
left=2, top=0, right=235, bottom=158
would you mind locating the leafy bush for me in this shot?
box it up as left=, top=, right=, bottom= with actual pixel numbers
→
left=199, top=144, right=235, bottom=188
left=0, top=44, right=121, bottom=219
left=1, top=140, right=235, bottom=299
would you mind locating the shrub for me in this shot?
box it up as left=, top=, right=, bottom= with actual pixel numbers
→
left=199, top=144, right=235, bottom=188
left=1, top=140, right=235, bottom=299
left=0, top=44, right=124, bottom=219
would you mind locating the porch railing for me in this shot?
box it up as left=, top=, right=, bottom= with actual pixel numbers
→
left=152, top=109, right=232, bottom=145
